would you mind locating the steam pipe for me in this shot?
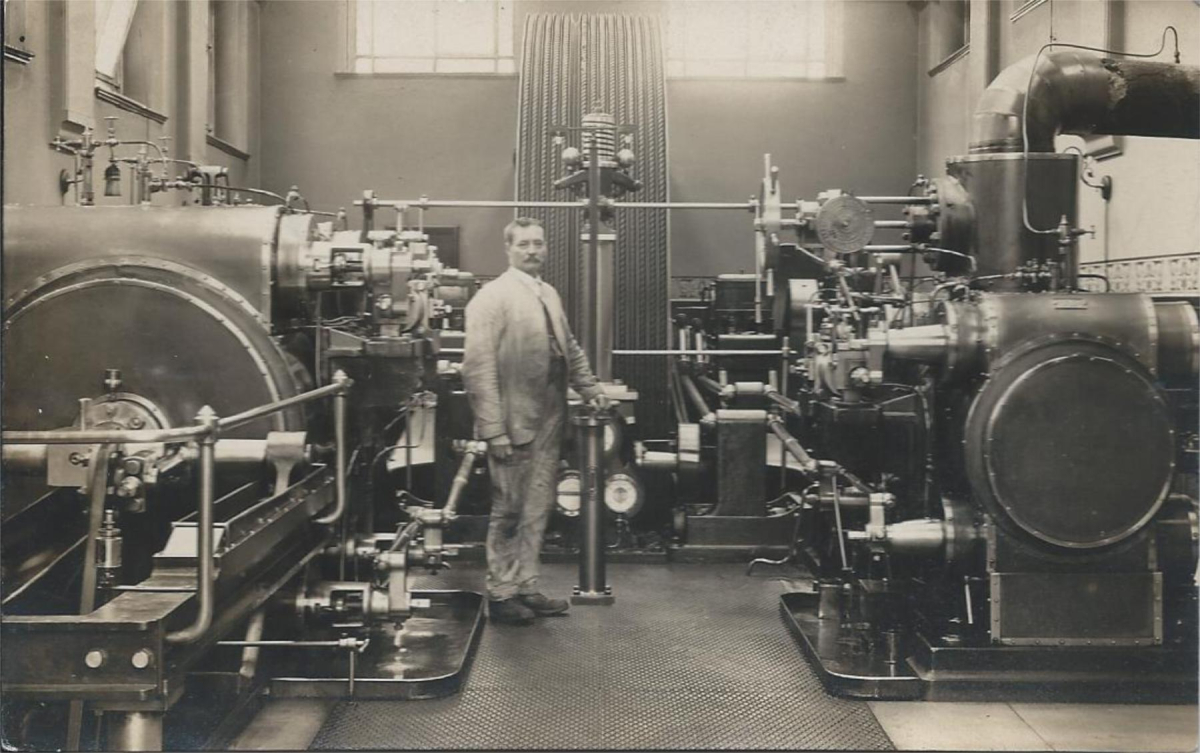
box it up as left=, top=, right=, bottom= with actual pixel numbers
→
left=971, top=50, right=1200, bottom=153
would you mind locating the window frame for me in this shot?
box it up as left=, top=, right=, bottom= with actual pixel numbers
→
left=345, top=0, right=516, bottom=77
left=4, top=0, right=36, bottom=64
left=93, top=0, right=168, bottom=124
left=94, top=0, right=138, bottom=90
left=664, top=0, right=844, bottom=82
left=927, top=0, right=970, bottom=77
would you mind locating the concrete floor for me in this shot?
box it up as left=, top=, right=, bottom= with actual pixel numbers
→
left=870, top=701, right=1198, bottom=752
left=230, top=564, right=1199, bottom=752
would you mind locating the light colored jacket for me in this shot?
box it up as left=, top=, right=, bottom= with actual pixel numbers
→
left=462, top=267, right=604, bottom=445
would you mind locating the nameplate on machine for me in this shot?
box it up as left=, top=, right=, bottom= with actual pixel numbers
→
left=1052, top=297, right=1089, bottom=310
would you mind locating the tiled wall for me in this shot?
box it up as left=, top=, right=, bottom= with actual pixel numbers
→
left=1080, top=253, right=1200, bottom=296
left=672, top=251, right=1200, bottom=301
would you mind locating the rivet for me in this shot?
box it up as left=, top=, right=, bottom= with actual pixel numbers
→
left=84, top=649, right=106, bottom=669
left=131, top=649, right=153, bottom=670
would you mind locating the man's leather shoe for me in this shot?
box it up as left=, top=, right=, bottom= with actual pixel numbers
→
left=519, top=592, right=569, bottom=616
left=489, top=598, right=535, bottom=625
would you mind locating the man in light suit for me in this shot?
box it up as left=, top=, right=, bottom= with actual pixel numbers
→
left=462, top=217, right=609, bottom=625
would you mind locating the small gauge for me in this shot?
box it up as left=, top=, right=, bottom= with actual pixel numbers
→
left=604, top=473, right=643, bottom=517
left=556, top=470, right=581, bottom=517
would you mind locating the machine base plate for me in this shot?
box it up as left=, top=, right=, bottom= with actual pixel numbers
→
left=781, top=591, right=1199, bottom=702
left=270, top=590, right=484, bottom=700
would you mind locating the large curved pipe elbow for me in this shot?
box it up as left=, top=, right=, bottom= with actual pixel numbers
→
left=970, top=50, right=1200, bottom=154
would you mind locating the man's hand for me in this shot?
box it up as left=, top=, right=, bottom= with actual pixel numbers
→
left=588, top=393, right=611, bottom=412
left=488, top=434, right=514, bottom=462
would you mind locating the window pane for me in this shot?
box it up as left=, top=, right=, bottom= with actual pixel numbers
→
left=750, top=2, right=799, bottom=62
left=356, top=0, right=514, bottom=75
left=808, top=1, right=825, bottom=63
left=748, top=60, right=807, bottom=78
left=435, top=0, right=494, bottom=56
left=373, top=57, right=435, bottom=73
left=497, top=1, right=513, bottom=58
left=356, top=0, right=373, bottom=58
left=665, top=7, right=688, bottom=63
left=436, top=57, right=495, bottom=73
left=682, top=2, right=748, bottom=62
left=687, top=59, right=746, bottom=77
left=95, top=0, right=139, bottom=78
left=373, top=0, right=435, bottom=58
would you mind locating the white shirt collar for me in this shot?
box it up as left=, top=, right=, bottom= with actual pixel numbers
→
left=509, top=265, right=543, bottom=293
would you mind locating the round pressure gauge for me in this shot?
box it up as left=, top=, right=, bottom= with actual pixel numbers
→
left=556, top=471, right=582, bottom=517
left=604, top=473, right=643, bottom=517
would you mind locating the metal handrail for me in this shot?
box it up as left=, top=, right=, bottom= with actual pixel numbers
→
left=3, top=425, right=211, bottom=445
left=167, top=372, right=351, bottom=643
left=1, top=373, right=354, bottom=645
left=219, top=379, right=349, bottom=432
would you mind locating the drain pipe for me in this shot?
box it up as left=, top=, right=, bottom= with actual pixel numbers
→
left=970, top=49, right=1200, bottom=154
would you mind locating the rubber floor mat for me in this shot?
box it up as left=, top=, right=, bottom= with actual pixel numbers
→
left=309, top=562, right=894, bottom=750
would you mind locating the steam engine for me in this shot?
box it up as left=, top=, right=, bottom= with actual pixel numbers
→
left=645, top=50, right=1200, bottom=698
left=1, top=199, right=482, bottom=749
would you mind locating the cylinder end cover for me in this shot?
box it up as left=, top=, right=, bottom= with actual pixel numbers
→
left=965, top=339, right=1174, bottom=550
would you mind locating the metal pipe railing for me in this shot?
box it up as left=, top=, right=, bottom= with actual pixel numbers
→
left=167, top=408, right=217, bottom=644
left=858, top=196, right=933, bottom=205
left=315, top=371, right=352, bottom=525
left=6, top=377, right=354, bottom=646
left=613, top=349, right=786, bottom=357
left=219, top=379, right=348, bottom=432
left=358, top=197, right=933, bottom=212
left=360, top=198, right=586, bottom=209
left=3, top=425, right=210, bottom=445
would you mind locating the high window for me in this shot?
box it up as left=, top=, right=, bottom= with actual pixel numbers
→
left=4, top=0, right=35, bottom=64
left=95, top=0, right=162, bottom=110
left=665, top=0, right=842, bottom=79
left=94, top=0, right=138, bottom=90
left=353, top=0, right=515, bottom=74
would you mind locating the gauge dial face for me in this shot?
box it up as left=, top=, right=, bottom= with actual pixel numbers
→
left=604, top=473, right=642, bottom=516
left=556, top=471, right=581, bottom=517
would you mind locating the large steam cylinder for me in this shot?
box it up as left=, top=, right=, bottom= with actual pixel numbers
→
left=942, top=153, right=1078, bottom=279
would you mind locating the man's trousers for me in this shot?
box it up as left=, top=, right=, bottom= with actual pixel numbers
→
left=485, top=358, right=566, bottom=601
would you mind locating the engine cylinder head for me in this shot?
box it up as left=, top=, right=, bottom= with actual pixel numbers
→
left=943, top=153, right=1078, bottom=281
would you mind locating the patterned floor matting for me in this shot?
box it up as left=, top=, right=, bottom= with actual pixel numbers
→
left=309, top=562, right=894, bottom=750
